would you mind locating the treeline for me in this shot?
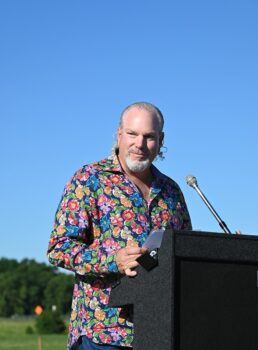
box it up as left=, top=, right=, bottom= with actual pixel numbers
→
left=0, top=258, right=74, bottom=317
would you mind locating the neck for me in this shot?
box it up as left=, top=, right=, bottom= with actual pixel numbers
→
left=118, top=156, right=153, bottom=186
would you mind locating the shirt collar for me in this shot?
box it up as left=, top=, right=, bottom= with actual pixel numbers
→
left=96, top=153, right=123, bottom=173
left=97, top=153, right=168, bottom=184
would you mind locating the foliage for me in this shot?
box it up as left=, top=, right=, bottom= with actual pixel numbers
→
left=35, top=310, right=67, bottom=334
left=25, top=325, right=34, bottom=334
left=44, top=274, right=74, bottom=315
left=0, top=258, right=74, bottom=317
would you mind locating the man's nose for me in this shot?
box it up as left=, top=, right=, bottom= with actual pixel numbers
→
left=135, top=135, right=145, bottom=148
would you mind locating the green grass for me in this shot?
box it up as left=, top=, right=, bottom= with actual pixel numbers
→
left=0, top=317, right=68, bottom=350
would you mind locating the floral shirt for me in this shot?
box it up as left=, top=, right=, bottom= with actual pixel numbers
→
left=47, top=154, right=192, bottom=349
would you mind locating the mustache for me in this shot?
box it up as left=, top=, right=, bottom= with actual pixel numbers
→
left=128, top=147, right=148, bottom=155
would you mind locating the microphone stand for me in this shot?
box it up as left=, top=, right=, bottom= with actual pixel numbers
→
left=186, top=176, right=232, bottom=234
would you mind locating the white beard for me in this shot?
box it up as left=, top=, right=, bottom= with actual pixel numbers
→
left=125, top=156, right=151, bottom=173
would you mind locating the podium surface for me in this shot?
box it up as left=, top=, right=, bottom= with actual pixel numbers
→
left=109, top=230, right=258, bottom=350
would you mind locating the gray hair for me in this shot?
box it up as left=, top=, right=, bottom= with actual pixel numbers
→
left=112, top=102, right=166, bottom=160
left=119, top=102, right=164, bottom=133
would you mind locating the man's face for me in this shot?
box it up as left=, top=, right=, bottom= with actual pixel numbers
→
left=117, top=107, right=163, bottom=174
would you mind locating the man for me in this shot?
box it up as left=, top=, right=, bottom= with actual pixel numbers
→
left=47, top=102, right=192, bottom=349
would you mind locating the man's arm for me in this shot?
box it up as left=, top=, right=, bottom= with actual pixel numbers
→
left=48, top=169, right=145, bottom=277
left=47, top=169, right=119, bottom=276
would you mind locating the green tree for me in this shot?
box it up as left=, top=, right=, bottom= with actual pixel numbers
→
left=0, top=258, right=19, bottom=273
left=35, top=310, right=67, bottom=334
left=44, top=274, right=74, bottom=314
left=0, top=258, right=73, bottom=317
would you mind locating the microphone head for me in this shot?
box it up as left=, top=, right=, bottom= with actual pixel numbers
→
left=186, top=175, right=198, bottom=188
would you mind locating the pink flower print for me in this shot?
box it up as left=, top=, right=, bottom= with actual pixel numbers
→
left=89, top=197, right=95, bottom=207
left=122, top=209, right=135, bottom=222
left=74, top=253, right=83, bottom=264
left=102, top=238, right=120, bottom=252
left=79, top=209, right=88, bottom=220
left=100, top=293, right=108, bottom=305
left=153, top=214, right=162, bottom=227
left=68, top=199, right=79, bottom=211
left=110, top=174, right=121, bottom=184
left=77, top=171, right=90, bottom=182
left=131, top=222, right=143, bottom=235
left=93, top=322, right=105, bottom=333
left=161, top=211, right=170, bottom=221
left=68, top=213, right=78, bottom=225
left=73, top=285, right=81, bottom=298
left=138, top=214, right=147, bottom=223
left=99, top=333, right=111, bottom=344
left=98, top=194, right=108, bottom=206
left=85, top=328, right=93, bottom=338
left=111, top=214, right=124, bottom=228
left=85, top=287, right=93, bottom=298
left=61, top=198, right=68, bottom=210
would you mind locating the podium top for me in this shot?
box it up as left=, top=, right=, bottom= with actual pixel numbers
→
left=175, top=230, right=258, bottom=264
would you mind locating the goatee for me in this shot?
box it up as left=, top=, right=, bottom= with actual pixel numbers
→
left=125, top=156, right=151, bottom=173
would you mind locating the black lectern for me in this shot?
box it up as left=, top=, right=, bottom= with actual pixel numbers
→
left=109, top=230, right=258, bottom=350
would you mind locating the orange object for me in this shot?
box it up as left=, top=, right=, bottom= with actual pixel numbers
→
left=34, top=305, right=43, bottom=315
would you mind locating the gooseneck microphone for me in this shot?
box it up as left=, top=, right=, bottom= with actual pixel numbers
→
left=186, top=175, right=232, bottom=234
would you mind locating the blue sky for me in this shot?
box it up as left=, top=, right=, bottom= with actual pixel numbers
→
left=1, top=0, right=257, bottom=264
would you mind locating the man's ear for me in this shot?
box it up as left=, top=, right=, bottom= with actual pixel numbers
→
left=159, top=132, right=164, bottom=147
left=117, top=127, right=122, bottom=144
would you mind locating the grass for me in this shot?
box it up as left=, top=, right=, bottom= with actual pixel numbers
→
left=0, top=317, right=68, bottom=350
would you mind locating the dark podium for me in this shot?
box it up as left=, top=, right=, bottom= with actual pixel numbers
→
left=109, top=230, right=258, bottom=350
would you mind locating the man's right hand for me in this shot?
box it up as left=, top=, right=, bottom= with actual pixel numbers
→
left=115, top=246, right=146, bottom=276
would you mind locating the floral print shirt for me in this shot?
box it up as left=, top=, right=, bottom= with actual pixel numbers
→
left=47, top=154, right=192, bottom=349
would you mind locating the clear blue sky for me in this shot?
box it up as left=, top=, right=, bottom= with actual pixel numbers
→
left=1, top=0, right=257, bottom=264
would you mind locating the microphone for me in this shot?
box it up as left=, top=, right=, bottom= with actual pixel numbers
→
left=186, top=175, right=231, bottom=234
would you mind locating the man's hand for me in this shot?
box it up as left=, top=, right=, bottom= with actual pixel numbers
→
left=115, top=245, right=146, bottom=276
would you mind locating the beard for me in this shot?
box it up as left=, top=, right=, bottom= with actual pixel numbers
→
left=125, top=155, right=152, bottom=173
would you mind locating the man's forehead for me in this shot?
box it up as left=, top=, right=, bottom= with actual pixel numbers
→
left=122, top=107, right=158, bottom=125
